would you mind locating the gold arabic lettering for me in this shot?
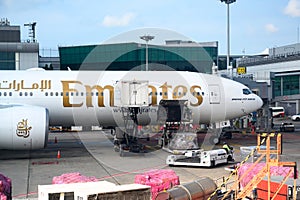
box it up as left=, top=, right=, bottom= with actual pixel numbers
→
left=0, top=80, right=51, bottom=91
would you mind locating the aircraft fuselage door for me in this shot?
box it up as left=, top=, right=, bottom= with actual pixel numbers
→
left=209, top=85, right=220, bottom=104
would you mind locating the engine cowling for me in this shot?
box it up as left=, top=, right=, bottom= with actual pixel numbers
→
left=0, top=105, right=49, bottom=150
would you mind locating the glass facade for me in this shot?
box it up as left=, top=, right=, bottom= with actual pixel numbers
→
left=59, top=43, right=218, bottom=73
left=0, top=52, right=15, bottom=70
left=273, top=75, right=300, bottom=97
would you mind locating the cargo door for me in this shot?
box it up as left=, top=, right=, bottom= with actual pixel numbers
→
left=209, top=85, right=220, bottom=104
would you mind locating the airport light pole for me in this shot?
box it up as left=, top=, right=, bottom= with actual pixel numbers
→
left=140, top=35, right=154, bottom=71
left=220, top=0, right=236, bottom=78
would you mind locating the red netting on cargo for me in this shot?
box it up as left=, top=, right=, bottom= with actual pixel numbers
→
left=238, top=163, right=296, bottom=187
left=52, top=172, right=98, bottom=184
left=134, top=169, right=179, bottom=200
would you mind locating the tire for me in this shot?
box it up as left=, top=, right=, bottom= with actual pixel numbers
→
left=296, top=117, right=300, bottom=121
left=119, top=148, right=124, bottom=157
left=211, top=160, right=215, bottom=167
left=209, top=136, right=220, bottom=145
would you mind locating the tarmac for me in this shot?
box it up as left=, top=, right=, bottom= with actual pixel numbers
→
left=0, top=126, right=299, bottom=199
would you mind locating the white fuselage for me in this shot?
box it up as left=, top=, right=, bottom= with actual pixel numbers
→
left=0, top=70, right=263, bottom=127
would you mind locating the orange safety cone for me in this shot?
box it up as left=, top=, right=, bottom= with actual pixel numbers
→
left=57, top=150, right=61, bottom=159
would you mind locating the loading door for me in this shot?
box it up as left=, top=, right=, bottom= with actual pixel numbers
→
left=209, top=85, right=220, bottom=104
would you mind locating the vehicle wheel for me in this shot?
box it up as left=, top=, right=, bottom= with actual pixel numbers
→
left=211, top=160, right=215, bottom=167
left=209, top=136, right=220, bottom=145
left=296, top=117, right=300, bottom=121
left=120, top=149, right=124, bottom=157
left=114, top=145, right=120, bottom=152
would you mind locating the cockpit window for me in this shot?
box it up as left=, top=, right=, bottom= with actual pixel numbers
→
left=243, top=88, right=252, bottom=95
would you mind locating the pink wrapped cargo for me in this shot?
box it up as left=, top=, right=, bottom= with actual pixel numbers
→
left=0, top=174, right=11, bottom=200
left=134, top=169, right=179, bottom=200
left=238, top=163, right=296, bottom=187
left=52, top=172, right=98, bottom=184
left=0, top=193, right=7, bottom=200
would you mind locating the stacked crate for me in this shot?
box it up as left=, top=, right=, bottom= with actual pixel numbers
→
left=135, top=169, right=179, bottom=200
left=238, top=163, right=296, bottom=188
left=52, top=172, right=98, bottom=184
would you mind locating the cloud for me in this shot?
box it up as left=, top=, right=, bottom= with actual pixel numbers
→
left=265, top=23, right=279, bottom=33
left=102, top=12, right=136, bottom=27
left=284, top=0, right=300, bottom=17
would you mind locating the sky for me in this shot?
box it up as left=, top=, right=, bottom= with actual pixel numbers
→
left=1, top=0, right=300, bottom=56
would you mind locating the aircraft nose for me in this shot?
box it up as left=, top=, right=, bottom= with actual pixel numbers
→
left=257, top=96, right=263, bottom=109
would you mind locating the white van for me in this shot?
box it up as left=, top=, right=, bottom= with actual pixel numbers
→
left=269, top=107, right=285, bottom=118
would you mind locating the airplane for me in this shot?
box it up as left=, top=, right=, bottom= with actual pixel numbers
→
left=0, top=70, right=263, bottom=150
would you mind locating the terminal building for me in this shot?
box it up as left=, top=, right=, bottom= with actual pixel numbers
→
left=58, top=40, right=218, bottom=73
left=236, top=43, right=300, bottom=115
left=0, top=18, right=39, bottom=70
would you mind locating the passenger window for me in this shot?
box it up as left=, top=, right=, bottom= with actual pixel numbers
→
left=25, top=92, right=28, bottom=96
left=19, top=92, right=22, bottom=96
left=9, top=92, right=12, bottom=96
left=30, top=92, right=33, bottom=96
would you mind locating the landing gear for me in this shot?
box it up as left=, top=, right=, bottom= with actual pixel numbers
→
left=209, top=136, right=220, bottom=145
left=206, top=126, right=222, bottom=145
left=114, top=107, right=146, bottom=156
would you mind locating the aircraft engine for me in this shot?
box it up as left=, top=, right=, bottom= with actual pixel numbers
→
left=0, top=105, right=49, bottom=150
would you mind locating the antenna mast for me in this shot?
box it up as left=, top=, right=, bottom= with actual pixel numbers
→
left=24, top=22, right=37, bottom=43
